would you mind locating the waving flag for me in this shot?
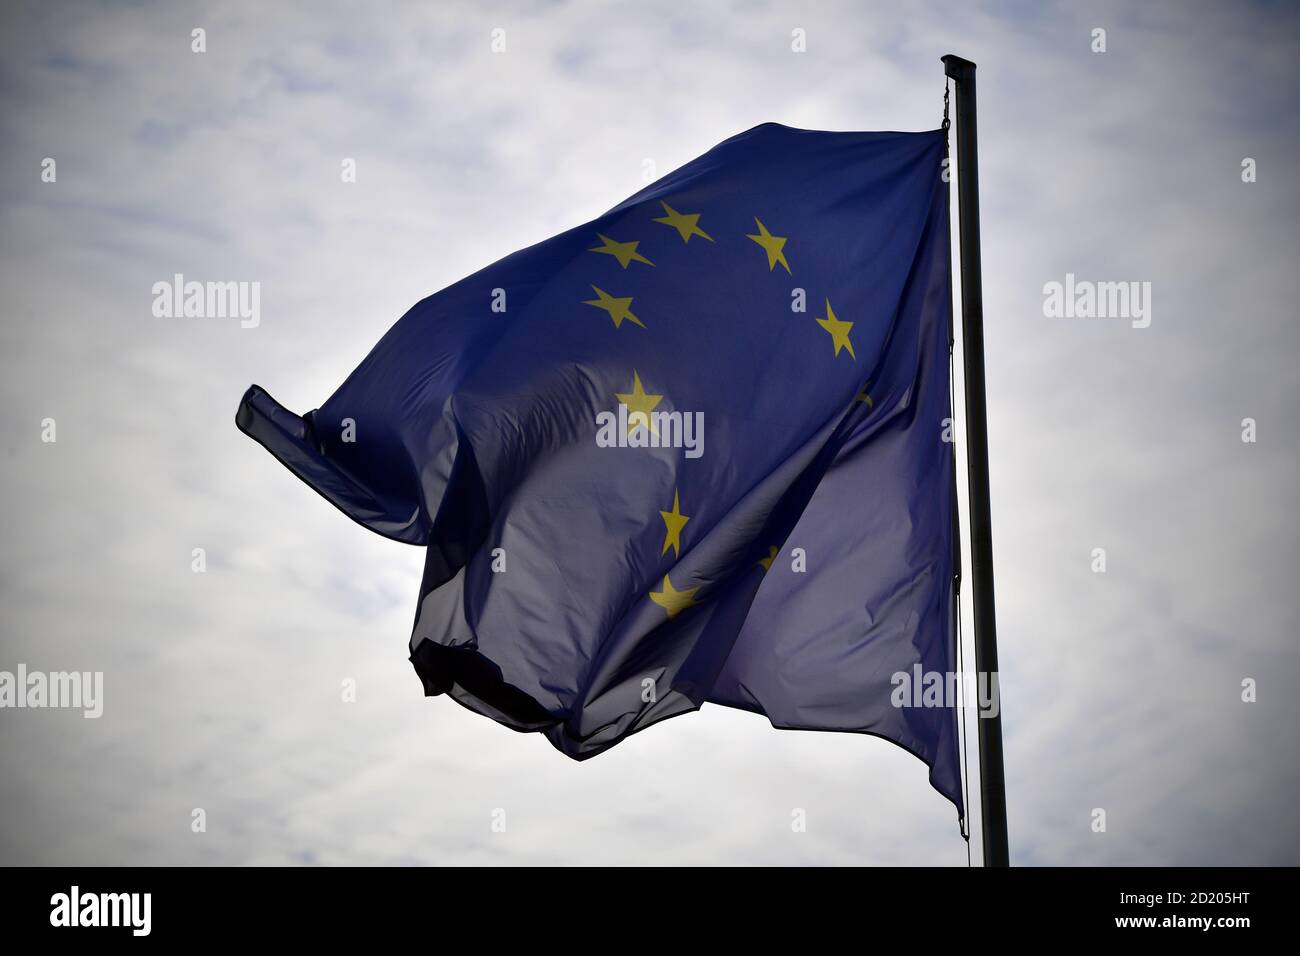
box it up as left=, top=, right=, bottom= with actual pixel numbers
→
left=238, top=122, right=961, bottom=816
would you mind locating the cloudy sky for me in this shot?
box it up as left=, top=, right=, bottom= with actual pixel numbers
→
left=0, top=0, right=1296, bottom=866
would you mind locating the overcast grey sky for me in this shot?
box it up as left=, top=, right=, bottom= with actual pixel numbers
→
left=0, top=0, right=1296, bottom=866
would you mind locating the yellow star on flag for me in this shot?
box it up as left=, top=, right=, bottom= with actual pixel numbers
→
left=649, top=574, right=700, bottom=619
left=746, top=217, right=790, bottom=273
left=589, top=233, right=654, bottom=269
left=856, top=387, right=873, bottom=408
left=653, top=201, right=713, bottom=243
left=615, top=370, right=662, bottom=435
left=815, top=299, right=856, bottom=359
left=659, top=489, right=690, bottom=557
left=584, top=286, right=644, bottom=329
left=757, top=545, right=779, bottom=572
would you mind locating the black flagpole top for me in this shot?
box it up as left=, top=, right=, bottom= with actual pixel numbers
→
left=942, top=54, right=977, bottom=80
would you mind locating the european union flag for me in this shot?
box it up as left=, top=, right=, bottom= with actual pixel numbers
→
left=238, top=123, right=961, bottom=818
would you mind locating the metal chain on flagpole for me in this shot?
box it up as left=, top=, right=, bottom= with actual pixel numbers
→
left=942, top=78, right=951, bottom=139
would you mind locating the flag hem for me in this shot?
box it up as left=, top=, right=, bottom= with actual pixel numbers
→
left=236, top=385, right=427, bottom=545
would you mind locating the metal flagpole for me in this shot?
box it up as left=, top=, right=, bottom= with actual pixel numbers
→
left=942, top=53, right=1009, bottom=868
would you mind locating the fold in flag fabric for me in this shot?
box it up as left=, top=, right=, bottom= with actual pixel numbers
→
left=238, top=122, right=962, bottom=819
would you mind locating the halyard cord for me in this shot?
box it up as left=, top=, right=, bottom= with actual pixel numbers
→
left=953, top=353, right=973, bottom=864
left=943, top=74, right=974, bottom=864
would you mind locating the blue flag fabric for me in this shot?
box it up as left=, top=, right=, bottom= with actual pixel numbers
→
left=238, top=123, right=962, bottom=818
